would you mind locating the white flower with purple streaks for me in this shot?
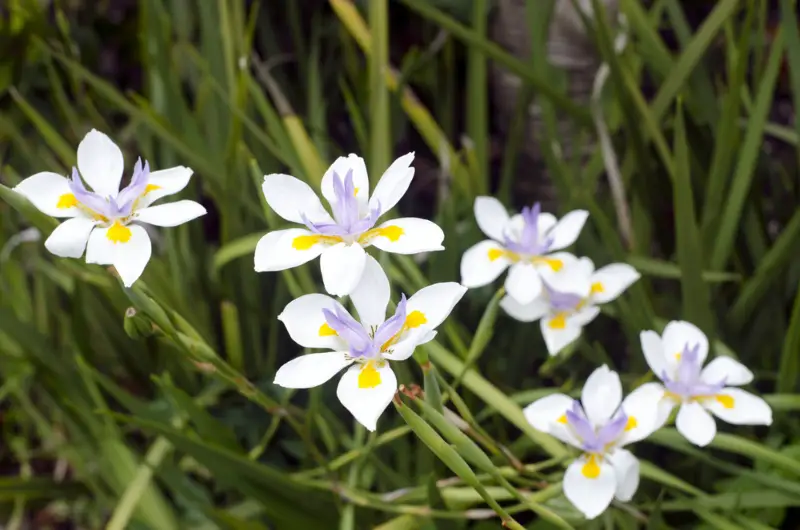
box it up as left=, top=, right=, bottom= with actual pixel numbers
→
left=460, top=196, right=588, bottom=305
left=13, top=129, right=205, bottom=287
left=639, top=321, right=773, bottom=447
left=501, top=257, right=640, bottom=355
left=273, top=257, right=465, bottom=431
left=254, top=153, right=445, bottom=297
left=525, top=365, right=663, bottom=519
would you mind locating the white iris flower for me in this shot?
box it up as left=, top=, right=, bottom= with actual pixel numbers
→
left=525, top=365, right=662, bottom=519
left=501, top=257, right=640, bottom=355
left=13, top=130, right=205, bottom=287
left=460, top=196, right=588, bottom=305
left=273, top=257, right=465, bottom=431
left=255, top=153, right=445, bottom=297
left=639, top=321, right=773, bottom=447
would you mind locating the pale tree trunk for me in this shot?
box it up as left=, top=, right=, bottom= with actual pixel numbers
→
left=491, top=0, right=619, bottom=209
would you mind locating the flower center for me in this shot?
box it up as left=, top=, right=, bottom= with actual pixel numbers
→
left=661, top=342, right=728, bottom=404
left=302, top=169, right=383, bottom=240
left=560, top=401, right=635, bottom=454
left=502, top=202, right=557, bottom=259
left=64, top=158, right=156, bottom=225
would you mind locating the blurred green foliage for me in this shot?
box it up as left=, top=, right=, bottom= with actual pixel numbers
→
left=1, top=0, right=800, bottom=529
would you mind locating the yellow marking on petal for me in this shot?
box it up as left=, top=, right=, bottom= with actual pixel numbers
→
left=557, top=414, right=568, bottom=424
left=106, top=221, right=132, bottom=244
left=358, top=361, right=382, bottom=389
left=590, top=282, right=604, bottom=294
left=624, top=416, right=637, bottom=431
left=292, top=234, right=341, bottom=250
left=56, top=193, right=78, bottom=209
left=360, top=225, right=404, bottom=243
left=381, top=311, right=429, bottom=352
left=715, top=394, right=735, bottom=409
left=318, top=323, right=337, bottom=337
left=674, top=351, right=682, bottom=361
left=548, top=313, right=567, bottom=329
left=533, top=257, right=563, bottom=271
left=488, top=248, right=505, bottom=261
left=405, top=311, right=427, bottom=329
left=144, top=184, right=161, bottom=194
left=581, top=454, right=601, bottom=479
left=354, top=187, right=360, bottom=195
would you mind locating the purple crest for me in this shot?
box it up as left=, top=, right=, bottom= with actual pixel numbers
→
left=69, top=157, right=152, bottom=220
left=564, top=400, right=628, bottom=453
left=504, top=202, right=554, bottom=256
left=323, top=295, right=408, bottom=359
left=302, top=170, right=381, bottom=238
left=661, top=342, right=726, bottom=398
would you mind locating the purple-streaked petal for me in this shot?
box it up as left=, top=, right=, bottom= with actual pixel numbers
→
left=373, top=294, right=408, bottom=346
left=595, top=412, right=628, bottom=446
left=70, top=168, right=111, bottom=217
left=323, top=306, right=371, bottom=355
left=565, top=406, right=597, bottom=445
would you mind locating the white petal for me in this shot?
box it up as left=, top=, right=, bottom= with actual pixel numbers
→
left=704, top=388, right=772, bottom=426
left=563, top=456, right=616, bottom=520
left=337, top=362, right=397, bottom=431
left=540, top=255, right=591, bottom=296
left=13, top=172, right=78, bottom=218
left=87, top=223, right=151, bottom=285
left=546, top=210, right=589, bottom=251
left=278, top=294, right=349, bottom=350
left=499, top=295, right=549, bottom=322
left=608, top=449, right=640, bottom=502
left=571, top=306, right=601, bottom=327
left=262, top=173, right=333, bottom=224
left=320, top=243, right=367, bottom=297
left=139, top=166, right=193, bottom=207
left=676, top=402, right=717, bottom=447
left=460, top=240, right=510, bottom=288
left=618, top=383, right=670, bottom=445
left=701, top=357, right=754, bottom=386
left=253, top=229, right=333, bottom=272
left=369, top=153, right=414, bottom=215
left=135, top=200, right=206, bottom=227
left=505, top=262, right=542, bottom=305
left=589, top=263, right=641, bottom=304
left=523, top=393, right=581, bottom=448
left=406, top=282, right=467, bottom=330
left=561, top=255, right=594, bottom=278
left=663, top=320, right=709, bottom=366
left=383, top=329, right=428, bottom=361
left=366, top=218, right=444, bottom=254
left=86, top=226, right=115, bottom=265
left=536, top=212, right=557, bottom=237
left=540, top=315, right=583, bottom=356
left=321, top=154, right=369, bottom=211
left=274, top=352, right=353, bottom=389
left=581, top=365, right=622, bottom=427
left=76, top=129, right=124, bottom=197
left=111, top=225, right=152, bottom=287
left=473, top=196, right=509, bottom=242
left=640, top=330, right=670, bottom=380
left=349, top=254, right=390, bottom=327
left=44, top=218, right=96, bottom=258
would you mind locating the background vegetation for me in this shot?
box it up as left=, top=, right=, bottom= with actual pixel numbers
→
left=1, top=0, right=800, bottom=528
